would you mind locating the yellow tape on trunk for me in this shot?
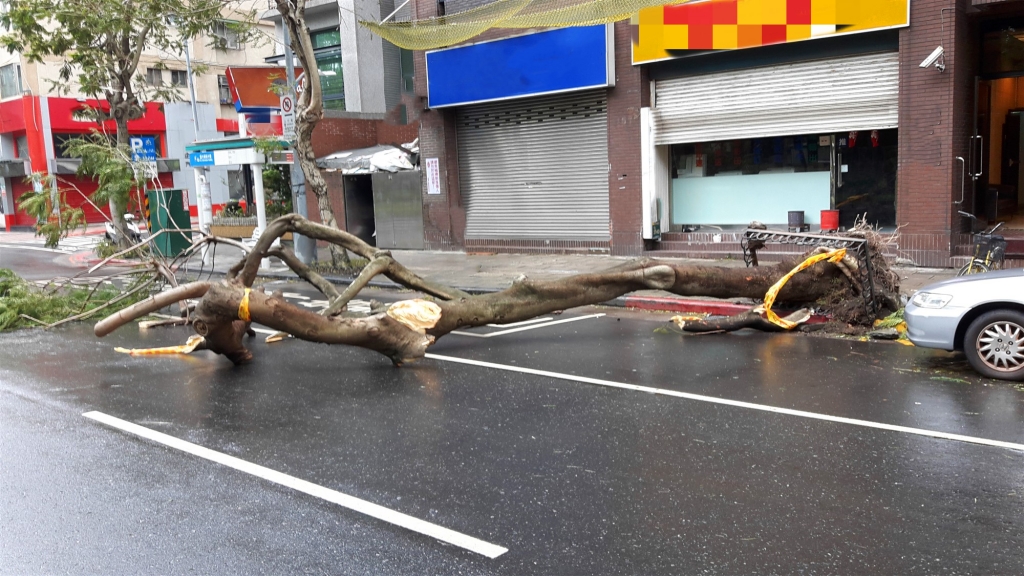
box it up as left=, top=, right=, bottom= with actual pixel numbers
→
left=762, top=249, right=847, bottom=329
left=238, top=288, right=252, bottom=322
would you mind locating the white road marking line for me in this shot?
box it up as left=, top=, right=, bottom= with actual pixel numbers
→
left=452, top=314, right=605, bottom=338
left=282, top=292, right=310, bottom=300
left=250, top=327, right=277, bottom=335
left=424, top=354, right=1024, bottom=453
left=299, top=300, right=330, bottom=309
left=0, top=243, right=69, bottom=254
left=486, top=317, right=553, bottom=328
left=82, top=411, right=508, bottom=558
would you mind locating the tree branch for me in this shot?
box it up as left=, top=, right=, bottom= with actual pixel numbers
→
left=95, top=281, right=211, bottom=337
left=323, top=255, right=393, bottom=316
left=267, top=246, right=340, bottom=300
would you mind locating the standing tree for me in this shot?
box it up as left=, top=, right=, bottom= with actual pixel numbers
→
left=274, top=0, right=350, bottom=267
left=0, top=0, right=256, bottom=247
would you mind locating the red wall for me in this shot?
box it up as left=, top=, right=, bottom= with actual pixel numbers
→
left=5, top=96, right=171, bottom=227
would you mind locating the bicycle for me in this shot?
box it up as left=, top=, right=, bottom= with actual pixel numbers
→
left=957, top=211, right=1007, bottom=276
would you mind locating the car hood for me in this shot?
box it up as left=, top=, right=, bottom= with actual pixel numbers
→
left=914, top=268, right=1024, bottom=305
left=921, top=268, right=1024, bottom=290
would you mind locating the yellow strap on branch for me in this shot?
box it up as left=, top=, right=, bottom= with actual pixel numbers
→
left=115, top=335, right=206, bottom=356
left=762, top=249, right=847, bottom=329
left=237, top=288, right=252, bottom=322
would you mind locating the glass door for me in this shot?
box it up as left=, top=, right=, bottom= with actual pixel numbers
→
left=970, top=77, right=992, bottom=223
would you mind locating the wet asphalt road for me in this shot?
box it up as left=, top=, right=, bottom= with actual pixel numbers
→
left=0, top=244, right=83, bottom=281
left=1, top=282, right=1023, bottom=575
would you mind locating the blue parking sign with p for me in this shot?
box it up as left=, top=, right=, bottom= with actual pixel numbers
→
left=129, top=136, right=157, bottom=161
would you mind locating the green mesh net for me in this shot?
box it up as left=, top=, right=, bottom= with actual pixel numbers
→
left=360, top=0, right=688, bottom=50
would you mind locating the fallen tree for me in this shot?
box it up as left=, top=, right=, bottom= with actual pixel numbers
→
left=94, top=215, right=901, bottom=366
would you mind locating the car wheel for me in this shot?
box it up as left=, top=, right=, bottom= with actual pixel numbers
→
left=957, top=260, right=990, bottom=276
left=963, top=310, right=1024, bottom=381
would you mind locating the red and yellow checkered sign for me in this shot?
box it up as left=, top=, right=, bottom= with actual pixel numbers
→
left=633, top=0, right=910, bottom=64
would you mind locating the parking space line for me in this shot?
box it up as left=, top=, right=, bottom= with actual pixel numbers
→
left=452, top=314, right=605, bottom=338
left=83, top=411, right=508, bottom=558
left=424, top=354, right=1024, bottom=453
left=486, top=317, right=553, bottom=328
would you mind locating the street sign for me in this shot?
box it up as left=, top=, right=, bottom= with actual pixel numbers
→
left=129, top=136, right=157, bottom=161
left=268, top=150, right=295, bottom=165
left=280, top=94, right=296, bottom=141
left=189, top=151, right=216, bottom=167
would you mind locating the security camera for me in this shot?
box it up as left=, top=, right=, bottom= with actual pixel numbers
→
left=919, top=46, right=945, bottom=71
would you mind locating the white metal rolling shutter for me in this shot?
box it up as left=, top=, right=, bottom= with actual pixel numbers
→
left=653, top=52, right=899, bottom=145
left=457, top=91, right=609, bottom=240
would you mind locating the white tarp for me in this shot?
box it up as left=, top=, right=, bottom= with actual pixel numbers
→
left=317, top=139, right=418, bottom=175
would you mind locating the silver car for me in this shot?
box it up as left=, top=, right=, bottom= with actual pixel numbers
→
left=904, top=268, right=1024, bottom=381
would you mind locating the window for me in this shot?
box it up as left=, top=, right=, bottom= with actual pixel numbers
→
left=315, top=52, right=345, bottom=110
left=400, top=49, right=414, bottom=94
left=218, top=75, right=232, bottom=105
left=0, top=63, right=22, bottom=99
left=170, top=70, right=188, bottom=87
left=668, top=130, right=897, bottom=229
left=0, top=1, right=10, bottom=32
left=145, top=68, right=162, bottom=86
left=53, top=133, right=115, bottom=158
left=15, top=135, right=28, bottom=160
left=213, top=20, right=241, bottom=50
left=311, top=28, right=341, bottom=49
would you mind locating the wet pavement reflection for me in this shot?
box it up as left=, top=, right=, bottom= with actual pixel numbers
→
left=1, top=313, right=1022, bottom=575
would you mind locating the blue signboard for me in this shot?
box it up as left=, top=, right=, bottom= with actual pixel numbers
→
left=129, top=136, right=157, bottom=161
left=426, top=25, right=612, bottom=108
left=189, top=151, right=216, bottom=167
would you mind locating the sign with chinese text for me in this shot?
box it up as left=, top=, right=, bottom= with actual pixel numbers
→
left=426, top=158, right=441, bottom=195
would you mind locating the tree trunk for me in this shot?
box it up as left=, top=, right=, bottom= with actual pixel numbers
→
left=95, top=215, right=898, bottom=367
left=277, top=0, right=350, bottom=268
left=108, top=113, right=132, bottom=249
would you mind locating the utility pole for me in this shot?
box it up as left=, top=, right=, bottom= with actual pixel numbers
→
left=184, top=33, right=213, bottom=266
left=282, top=24, right=315, bottom=264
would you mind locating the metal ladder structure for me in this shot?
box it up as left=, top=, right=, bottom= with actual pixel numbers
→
left=740, top=228, right=877, bottom=316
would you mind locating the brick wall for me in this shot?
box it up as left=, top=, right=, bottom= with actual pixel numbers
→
left=896, top=0, right=975, bottom=264
left=607, top=21, right=648, bottom=256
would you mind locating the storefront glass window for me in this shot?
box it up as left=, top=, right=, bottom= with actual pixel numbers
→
left=982, top=27, right=1024, bottom=76
left=669, top=129, right=897, bottom=230
left=316, top=52, right=345, bottom=110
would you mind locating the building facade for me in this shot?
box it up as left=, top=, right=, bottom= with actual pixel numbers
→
left=260, top=0, right=420, bottom=249
left=0, top=2, right=278, bottom=230
left=409, top=0, right=1024, bottom=267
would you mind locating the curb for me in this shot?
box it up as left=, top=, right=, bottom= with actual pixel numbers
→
left=605, top=295, right=829, bottom=323
left=68, top=251, right=135, bottom=267
left=245, top=268, right=826, bottom=321
left=612, top=295, right=754, bottom=316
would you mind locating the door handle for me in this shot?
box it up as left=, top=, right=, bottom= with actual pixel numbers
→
left=973, top=135, right=984, bottom=180
left=955, top=156, right=965, bottom=204
left=968, top=135, right=975, bottom=178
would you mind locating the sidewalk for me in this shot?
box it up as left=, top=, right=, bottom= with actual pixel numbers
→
left=227, top=247, right=959, bottom=317
left=3, top=227, right=959, bottom=315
